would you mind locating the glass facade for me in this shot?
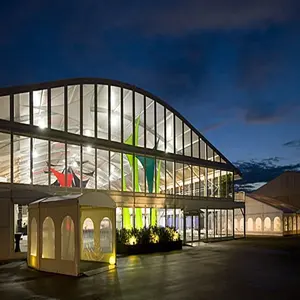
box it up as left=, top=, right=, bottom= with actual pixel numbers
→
left=0, top=137, right=234, bottom=198
left=0, top=79, right=242, bottom=244
left=185, top=208, right=235, bottom=243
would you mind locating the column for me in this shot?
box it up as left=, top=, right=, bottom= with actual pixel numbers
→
left=243, top=208, right=246, bottom=238
left=233, top=209, right=235, bottom=239
left=174, top=206, right=176, bottom=228
left=183, top=210, right=186, bottom=244
left=165, top=206, right=167, bottom=227
left=198, top=211, right=201, bottom=241
left=226, top=209, right=228, bottom=237
left=206, top=207, right=208, bottom=242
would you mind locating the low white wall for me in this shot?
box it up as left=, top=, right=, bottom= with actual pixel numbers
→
left=234, top=196, right=285, bottom=236
left=246, top=230, right=283, bottom=237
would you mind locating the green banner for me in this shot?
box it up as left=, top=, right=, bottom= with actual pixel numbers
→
left=123, top=208, right=132, bottom=229
left=151, top=208, right=157, bottom=226
left=135, top=208, right=143, bottom=229
left=156, top=159, right=162, bottom=193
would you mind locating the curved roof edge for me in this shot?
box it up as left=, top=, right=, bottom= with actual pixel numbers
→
left=0, top=77, right=241, bottom=176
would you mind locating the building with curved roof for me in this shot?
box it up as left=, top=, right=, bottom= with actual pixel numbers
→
left=0, top=78, right=244, bottom=259
left=235, top=172, right=300, bottom=236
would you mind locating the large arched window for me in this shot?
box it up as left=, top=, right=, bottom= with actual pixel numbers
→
left=100, top=217, right=112, bottom=253
left=42, top=217, right=55, bottom=259
left=288, top=217, right=293, bottom=231
left=82, top=218, right=94, bottom=250
left=264, top=217, right=271, bottom=231
left=293, top=216, right=296, bottom=232
left=247, top=218, right=253, bottom=231
left=274, top=217, right=281, bottom=232
left=30, top=218, right=37, bottom=256
left=284, top=217, right=288, bottom=232
left=61, top=216, right=75, bottom=260
left=255, top=218, right=262, bottom=232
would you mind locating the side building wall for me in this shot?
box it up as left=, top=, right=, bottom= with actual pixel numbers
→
left=245, top=196, right=283, bottom=235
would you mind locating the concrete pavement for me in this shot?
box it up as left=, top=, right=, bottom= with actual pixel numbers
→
left=0, top=237, right=300, bottom=299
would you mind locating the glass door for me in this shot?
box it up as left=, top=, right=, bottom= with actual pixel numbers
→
left=185, top=213, right=201, bottom=244
left=186, top=216, right=192, bottom=242
left=193, top=215, right=199, bottom=242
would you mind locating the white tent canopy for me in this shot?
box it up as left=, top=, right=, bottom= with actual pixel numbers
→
left=30, top=192, right=116, bottom=208
left=28, top=191, right=116, bottom=276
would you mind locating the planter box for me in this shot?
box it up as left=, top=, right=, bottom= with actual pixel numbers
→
left=117, top=240, right=182, bottom=255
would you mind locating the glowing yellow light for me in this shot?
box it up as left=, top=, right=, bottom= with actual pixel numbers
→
left=128, top=236, right=137, bottom=245
left=86, top=146, right=92, bottom=153
left=150, top=233, right=159, bottom=244
left=85, top=129, right=91, bottom=136
left=109, top=256, right=116, bottom=265
left=172, top=231, right=179, bottom=241
left=31, top=255, right=37, bottom=268
left=38, top=120, right=46, bottom=129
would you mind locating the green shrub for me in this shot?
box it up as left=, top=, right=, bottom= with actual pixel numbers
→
left=116, top=226, right=181, bottom=245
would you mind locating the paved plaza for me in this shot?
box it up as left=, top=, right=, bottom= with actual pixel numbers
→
left=1, top=237, right=300, bottom=300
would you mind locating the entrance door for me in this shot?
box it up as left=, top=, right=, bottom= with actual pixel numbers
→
left=185, top=214, right=200, bottom=244
left=186, top=216, right=192, bottom=242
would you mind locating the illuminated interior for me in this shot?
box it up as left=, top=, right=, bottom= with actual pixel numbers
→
left=0, top=78, right=243, bottom=245
left=0, top=82, right=234, bottom=195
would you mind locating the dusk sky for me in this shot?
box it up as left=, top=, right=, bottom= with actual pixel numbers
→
left=1, top=0, right=300, bottom=190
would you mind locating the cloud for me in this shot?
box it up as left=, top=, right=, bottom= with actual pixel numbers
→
left=244, top=107, right=281, bottom=124
left=6, top=0, right=296, bottom=41
left=243, top=102, right=300, bottom=124
left=202, top=120, right=229, bottom=132
left=233, top=26, right=300, bottom=124
left=1, top=0, right=300, bottom=132
left=110, top=0, right=300, bottom=35
left=39, top=0, right=300, bottom=52
left=283, top=140, right=300, bottom=148
left=237, top=182, right=267, bottom=193
left=235, top=157, right=300, bottom=186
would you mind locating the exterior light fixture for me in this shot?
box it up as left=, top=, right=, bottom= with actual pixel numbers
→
left=86, top=146, right=92, bottom=153
left=109, top=256, right=116, bottom=265
left=85, top=130, right=91, bottom=136
left=38, top=120, right=46, bottom=129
